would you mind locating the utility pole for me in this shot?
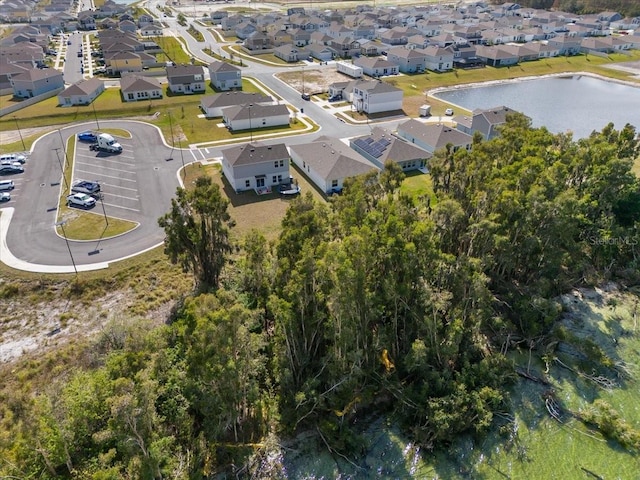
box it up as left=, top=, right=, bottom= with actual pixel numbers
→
left=56, top=221, right=78, bottom=277
left=13, top=116, right=26, bottom=151
left=248, top=103, right=253, bottom=143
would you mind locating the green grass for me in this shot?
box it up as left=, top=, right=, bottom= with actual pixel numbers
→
left=149, top=36, right=205, bottom=66
left=399, top=170, right=434, bottom=202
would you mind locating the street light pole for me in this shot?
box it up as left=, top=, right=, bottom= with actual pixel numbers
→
left=13, top=116, right=26, bottom=151
left=248, top=103, right=253, bottom=143
left=56, top=221, right=78, bottom=277
left=53, top=148, right=70, bottom=190
left=99, top=193, right=108, bottom=226
left=168, top=110, right=186, bottom=181
left=92, top=101, right=100, bottom=130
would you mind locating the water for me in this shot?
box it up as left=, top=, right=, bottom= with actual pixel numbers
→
left=432, top=75, right=640, bottom=139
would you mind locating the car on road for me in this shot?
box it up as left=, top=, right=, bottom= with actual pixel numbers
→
left=0, top=192, right=10, bottom=202
left=66, top=192, right=96, bottom=208
left=77, top=131, right=98, bottom=142
left=301, top=92, right=311, bottom=101
left=0, top=163, right=24, bottom=174
left=71, top=180, right=101, bottom=197
left=445, top=108, right=454, bottom=116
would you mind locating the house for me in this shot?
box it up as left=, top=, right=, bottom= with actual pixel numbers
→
left=454, top=105, right=518, bottom=140
left=350, top=127, right=431, bottom=171
left=289, top=135, right=379, bottom=194
left=222, top=103, right=290, bottom=131
left=119, top=19, right=137, bottom=33
left=422, top=45, right=454, bottom=72
left=357, top=39, right=381, bottom=56
left=200, top=91, right=273, bottom=118
left=208, top=61, right=242, bottom=91
left=397, top=120, right=473, bottom=154
left=547, top=35, right=582, bottom=55
left=120, top=74, right=163, bottom=102
left=387, top=46, right=427, bottom=73
left=353, top=57, right=399, bottom=77
left=306, top=43, right=335, bottom=62
left=140, top=23, right=163, bottom=36
left=245, top=32, right=272, bottom=51
left=58, top=78, right=105, bottom=106
left=10, top=67, right=64, bottom=98
left=106, top=51, right=143, bottom=75
left=474, top=45, right=519, bottom=67
left=273, top=44, right=307, bottom=63
left=166, top=64, right=205, bottom=94
left=221, top=142, right=290, bottom=193
left=352, top=80, right=403, bottom=114
left=330, top=37, right=361, bottom=59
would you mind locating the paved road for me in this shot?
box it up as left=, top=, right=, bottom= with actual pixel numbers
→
left=1, top=3, right=408, bottom=272
left=2, top=121, right=180, bottom=269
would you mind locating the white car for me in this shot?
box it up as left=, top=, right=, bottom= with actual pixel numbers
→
left=445, top=108, right=454, bottom=116
left=0, top=192, right=10, bottom=202
left=66, top=192, right=96, bottom=208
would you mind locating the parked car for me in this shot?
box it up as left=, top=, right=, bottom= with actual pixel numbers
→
left=0, top=164, right=24, bottom=174
left=71, top=180, right=101, bottom=197
left=77, top=131, right=98, bottom=142
left=301, top=92, right=310, bottom=101
left=445, top=108, right=454, bottom=116
left=0, top=153, right=26, bottom=164
left=0, top=180, right=15, bottom=191
left=66, top=192, right=96, bottom=208
left=0, top=192, right=10, bottom=202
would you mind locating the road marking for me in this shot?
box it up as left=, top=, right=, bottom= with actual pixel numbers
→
left=76, top=165, right=136, bottom=176
left=101, top=183, right=138, bottom=192
left=102, top=192, right=139, bottom=202
left=102, top=202, right=140, bottom=212
left=77, top=171, right=137, bottom=182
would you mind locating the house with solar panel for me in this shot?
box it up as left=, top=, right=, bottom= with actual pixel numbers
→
left=289, top=136, right=379, bottom=195
left=350, top=127, right=432, bottom=171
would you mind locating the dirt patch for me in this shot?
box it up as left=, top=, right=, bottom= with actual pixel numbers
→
left=276, top=66, right=358, bottom=95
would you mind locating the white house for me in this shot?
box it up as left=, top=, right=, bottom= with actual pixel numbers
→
left=200, top=91, right=273, bottom=118
left=352, top=80, right=403, bottom=114
left=119, top=74, right=162, bottom=102
left=397, top=119, right=473, bottom=153
left=221, top=103, right=290, bottom=131
left=221, top=142, right=290, bottom=193
left=289, top=135, right=379, bottom=194
left=58, top=77, right=105, bottom=106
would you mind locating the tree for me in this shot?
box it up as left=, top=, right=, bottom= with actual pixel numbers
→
left=158, top=176, right=233, bottom=291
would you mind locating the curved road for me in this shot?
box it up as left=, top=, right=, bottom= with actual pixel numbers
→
left=2, top=121, right=180, bottom=272
left=1, top=3, right=409, bottom=272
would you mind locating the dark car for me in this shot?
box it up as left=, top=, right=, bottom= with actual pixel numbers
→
left=71, top=180, right=101, bottom=196
left=0, top=164, right=24, bottom=175
left=77, top=131, right=97, bottom=142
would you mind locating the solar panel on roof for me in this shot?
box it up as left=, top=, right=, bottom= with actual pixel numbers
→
left=364, top=137, right=374, bottom=144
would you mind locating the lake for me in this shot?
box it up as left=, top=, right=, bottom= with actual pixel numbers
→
left=431, top=75, right=640, bottom=139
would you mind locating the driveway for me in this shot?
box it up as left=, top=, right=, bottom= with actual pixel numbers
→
left=1, top=121, right=181, bottom=270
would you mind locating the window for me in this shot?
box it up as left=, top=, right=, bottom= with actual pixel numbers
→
left=256, top=178, right=265, bottom=188
left=331, top=179, right=338, bottom=187
left=272, top=176, right=277, bottom=183
left=277, top=175, right=282, bottom=183
left=245, top=180, right=251, bottom=188
left=274, top=161, right=279, bottom=168
left=279, top=159, right=284, bottom=167
left=128, top=93, right=134, bottom=100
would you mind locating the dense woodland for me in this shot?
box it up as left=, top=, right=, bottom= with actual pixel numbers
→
left=492, top=0, right=640, bottom=17
left=1, top=114, right=639, bottom=478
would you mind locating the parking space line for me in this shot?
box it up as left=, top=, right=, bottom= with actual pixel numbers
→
left=102, top=192, right=139, bottom=202
left=79, top=171, right=137, bottom=182
left=76, top=165, right=136, bottom=176
left=76, top=157, right=135, bottom=168
left=102, top=183, right=138, bottom=192
left=102, top=202, right=140, bottom=212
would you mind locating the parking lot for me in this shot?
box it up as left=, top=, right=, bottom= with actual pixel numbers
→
left=73, top=137, right=140, bottom=215
left=0, top=152, right=29, bottom=205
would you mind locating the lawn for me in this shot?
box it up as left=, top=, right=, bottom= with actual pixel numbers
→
left=149, top=36, right=206, bottom=66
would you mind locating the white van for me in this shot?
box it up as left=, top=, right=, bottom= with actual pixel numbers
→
left=0, top=153, right=26, bottom=164
left=0, top=180, right=15, bottom=191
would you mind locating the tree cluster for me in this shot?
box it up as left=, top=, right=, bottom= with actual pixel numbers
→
left=1, top=116, right=638, bottom=478
left=491, top=0, right=640, bottom=17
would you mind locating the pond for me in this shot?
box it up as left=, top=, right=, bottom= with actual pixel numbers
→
left=431, top=75, right=640, bottom=139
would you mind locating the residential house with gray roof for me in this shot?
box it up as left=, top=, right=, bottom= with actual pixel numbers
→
left=221, top=142, right=290, bottom=193
left=289, top=135, right=378, bottom=194
left=222, top=103, right=290, bottom=131
left=58, top=77, right=105, bottom=106
left=387, top=46, right=428, bottom=73
left=120, top=74, right=162, bottom=102
left=10, top=67, right=64, bottom=98
left=208, top=61, right=242, bottom=91
left=350, top=127, right=431, bottom=171
left=353, top=56, right=399, bottom=77
left=397, top=120, right=473, bottom=154
left=422, top=45, right=454, bottom=71
left=200, top=91, right=272, bottom=117
left=453, top=105, right=518, bottom=140
left=166, top=64, right=205, bottom=94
